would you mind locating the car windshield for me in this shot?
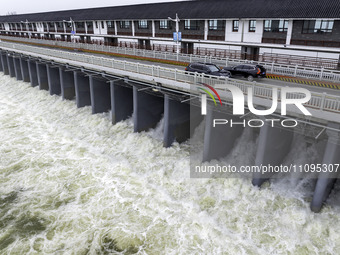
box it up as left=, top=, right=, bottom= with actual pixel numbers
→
left=207, top=65, right=220, bottom=72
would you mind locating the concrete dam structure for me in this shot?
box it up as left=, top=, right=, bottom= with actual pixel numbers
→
left=0, top=42, right=339, bottom=213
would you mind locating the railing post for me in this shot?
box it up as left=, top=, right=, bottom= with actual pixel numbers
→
left=320, top=67, right=324, bottom=81
left=226, top=58, right=229, bottom=67
left=137, top=63, right=139, bottom=73
left=175, top=69, right=177, bottom=81
left=271, top=62, right=274, bottom=73
left=320, top=92, right=326, bottom=110
left=194, top=72, right=197, bottom=84
left=294, top=65, right=298, bottom=77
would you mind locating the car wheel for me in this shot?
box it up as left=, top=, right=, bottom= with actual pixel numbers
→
left=247, top=75, right=254, bottom=82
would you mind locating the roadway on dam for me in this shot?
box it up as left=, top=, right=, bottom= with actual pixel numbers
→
left=3, top=40, right=340, bottom=96
left=61, top=46, right=340, bottom=96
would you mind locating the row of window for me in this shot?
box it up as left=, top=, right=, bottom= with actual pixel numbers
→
left=1, top=20, right=335, bottom=34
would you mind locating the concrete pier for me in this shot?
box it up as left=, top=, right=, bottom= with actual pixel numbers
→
left=28, top=60, right=38, bottom=87
left=13, top=56, right=23, bottom=81
left=163, top=94, right=190, bottom=147
left=133, top=86, right=164, bottom=133
left=47, top=64, right=61, bottom=96
left=0, top=51, right=3, bottom=73
left=36, top=62, right=48, bottom=90
left=20, top=57, right=30, bottom=82
left=203, top=108, right=244, bottom=162
left=89, top=76, right=111, bottom=114
left=110, top=81, right=133, bottom=124
left=311, top=123, right=340, bottom=213
left=59, top=67, right=75, bottom=100
left=74, top=71, right=91, bottom=108
left=1, top=51, right=9, bottom=75
left=252, top=122, right=294, bottom=187
left=7, top=55, right=15, bottom=78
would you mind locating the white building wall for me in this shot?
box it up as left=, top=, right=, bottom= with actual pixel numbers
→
left=225, top=20, right=242, bottom=42
left=36, top=23, right=44, bottom=33
left=243, top=19, right=263, bottom=43
left=93, top=21, right=100, bottom=34
left=100, top=21, right=108, bottom=35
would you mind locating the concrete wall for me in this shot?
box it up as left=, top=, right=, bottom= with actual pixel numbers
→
left=154, top=20, right=176, bottom=38
left=181, top=20, right=205, bottom=40
left=134, top=21, right=152, bottom=37
left=291, top=20, right=340, bottom=46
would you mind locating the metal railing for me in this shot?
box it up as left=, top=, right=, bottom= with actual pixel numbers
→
left=1, top=35, right=340, bottom=84
left=1, top=41, right=339, bottom=116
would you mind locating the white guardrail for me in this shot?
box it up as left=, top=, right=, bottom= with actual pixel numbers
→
left=1, top=35, right=340, bottom=83
left=0, top=41, right=340, bottom=115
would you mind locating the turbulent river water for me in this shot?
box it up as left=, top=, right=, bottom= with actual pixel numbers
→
left=0, top=73, right=340, bottom=254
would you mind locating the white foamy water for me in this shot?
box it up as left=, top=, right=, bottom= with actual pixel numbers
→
left=0, top=73, right=340, bottom=254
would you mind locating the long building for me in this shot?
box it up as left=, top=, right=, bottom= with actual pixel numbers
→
left=0, top=0, right=340, bottom=61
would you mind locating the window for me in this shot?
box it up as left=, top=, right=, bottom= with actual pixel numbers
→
left=138, top=20, right=148, bottom=29
left=76, top=22, right=84, bottom=28
left=86, top=21, right=93, bottom=28
left=159, top=20, right=171, bottom=29
left=232, top=20, right=239, bottom=32
left=185, top=20, right=199, bottom=30
left=107, top=21, right=114, bottom=28
left=264, top=20, right=288, bottom=32
left=101, top=21, right=104, bottom=29
left=48, top=22, right=54, bottom=28
left=249, top=20, right=256, bottom=32
left=56, top=22, right=63, bottom=28
left=209, top=20, right=225, bottom=30
left=95, top=21, right=98, bottom=29
left=120, top=21, right=130, bottom=29
left=302, top=20, right=334, bottom=33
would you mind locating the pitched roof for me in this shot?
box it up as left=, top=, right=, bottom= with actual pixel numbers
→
left=0, top=0, right=339, bottom=23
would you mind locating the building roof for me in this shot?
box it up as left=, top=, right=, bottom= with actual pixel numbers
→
left=0, top=0, right=339, bottom=23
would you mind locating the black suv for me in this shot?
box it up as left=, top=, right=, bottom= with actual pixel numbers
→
left=185, top=62, right=231, bottom=77
left=223, top=64, right=266, bottom=81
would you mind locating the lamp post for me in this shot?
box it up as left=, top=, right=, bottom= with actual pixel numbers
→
left=63, top=18, right=75, bottom=43
left=168, top=13, right=180, bottom=55
left=21, top=19, right=31, bottom=39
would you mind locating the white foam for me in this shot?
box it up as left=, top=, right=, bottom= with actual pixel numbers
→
left=0, top=73, right=339, bottom=254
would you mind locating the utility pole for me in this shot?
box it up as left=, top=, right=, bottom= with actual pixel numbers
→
left=168, top=13, right=181, bottom=55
